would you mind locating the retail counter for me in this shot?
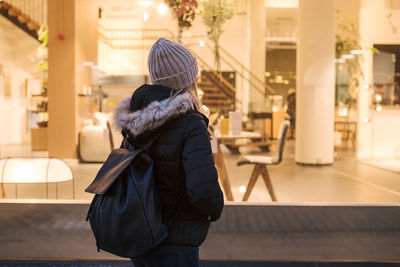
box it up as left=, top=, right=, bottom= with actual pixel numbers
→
left=371, top=107, right=400, bottom=158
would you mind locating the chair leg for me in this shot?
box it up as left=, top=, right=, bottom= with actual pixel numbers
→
left=261, top=165, right=277, bottom=202
left=1, top=183, right=5, bottom=198
left=242, top=164, right=262, bottom=201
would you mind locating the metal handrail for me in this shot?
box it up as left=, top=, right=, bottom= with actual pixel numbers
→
left=186, top=37, right=275, bottom=96
left=189, top=48, right=242, bottom=104
left=219, top=44, right=276, bottom=94
left=98, top=26, right=241, bottom=105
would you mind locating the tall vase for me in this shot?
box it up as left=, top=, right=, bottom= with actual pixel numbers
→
left=177, top=24, right=184, bottom=43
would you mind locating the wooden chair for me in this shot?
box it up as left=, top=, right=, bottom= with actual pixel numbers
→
left=237, top=121, right=290, bottom=202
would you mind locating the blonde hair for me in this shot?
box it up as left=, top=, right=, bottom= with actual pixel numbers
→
left=169, top=82, right=200, bottom=111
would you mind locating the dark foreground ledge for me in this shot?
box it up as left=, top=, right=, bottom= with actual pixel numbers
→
left=0, top=259, right=398, bottom=267
left=0, top=203, right=399, bottom=263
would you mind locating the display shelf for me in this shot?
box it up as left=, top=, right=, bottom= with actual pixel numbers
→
left=26, top=78, right=48, bottom=151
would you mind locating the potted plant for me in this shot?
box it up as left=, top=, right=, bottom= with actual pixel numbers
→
left=37, top=26, right=48, bottom=95
left=335, top=12, right=378, bottom=116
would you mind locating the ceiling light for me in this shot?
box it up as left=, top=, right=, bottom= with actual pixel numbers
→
left=199, top=40, right=205, bottom=47
left=143, top=12, right=150, bottom=21
left=376, top=105, right=382, bottom=112
left=265, top=0, right=299, bottom=8
left=139, top=1, right=153, bottom=9
left=157, top=3, right=168, bottom=14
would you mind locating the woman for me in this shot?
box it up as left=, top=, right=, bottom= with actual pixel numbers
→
left=114, top=38, right=224, bottom=267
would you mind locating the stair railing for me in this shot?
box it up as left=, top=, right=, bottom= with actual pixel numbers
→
left=97, top=25, right=175, bottom=75
left=189, top=48, right=242, bottom=107
left=98, top=26, right=242, bottom=110
left=185, top=37, right=277, bottom=113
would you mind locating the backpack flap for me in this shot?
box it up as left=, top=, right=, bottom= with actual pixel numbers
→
left=85, top=148, right=142, bottom=195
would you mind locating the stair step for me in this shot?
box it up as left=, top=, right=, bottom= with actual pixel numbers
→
left=8, top=8, right=20, bottom=17
left=0, top=1, right=41, bottom=41
left=203, top=96, right=233, bottom=101
left=17, top=15, right=28, bottom=23
left=203, top=97, right=230, bottom=101
left=203, top=90, right=229, bottom=95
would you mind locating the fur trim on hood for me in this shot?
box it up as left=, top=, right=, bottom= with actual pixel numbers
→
left=114, top=92, right=195, bottom=137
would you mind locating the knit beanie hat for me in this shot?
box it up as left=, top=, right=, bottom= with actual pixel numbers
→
left=148, top=38, right=198, bottom=90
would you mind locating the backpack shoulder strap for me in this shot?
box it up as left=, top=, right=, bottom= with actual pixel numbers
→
left=121, top=124, right=169, bottom=151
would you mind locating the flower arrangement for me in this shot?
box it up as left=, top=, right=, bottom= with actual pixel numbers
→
left=201, top=0, right=234, bottom=72
left=165, top=0, right=198, bottom=43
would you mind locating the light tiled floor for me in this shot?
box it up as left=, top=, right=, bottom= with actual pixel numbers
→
left=1, top=141, right=400, bottom=204
left=361, top=158, right=400, bottom=173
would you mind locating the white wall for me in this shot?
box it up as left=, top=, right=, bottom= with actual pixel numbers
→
left=357, top=0, right=400, bottom=159
left=0, top=16, right=40, bottom=145
left=371, top=109, right=400, bottom=158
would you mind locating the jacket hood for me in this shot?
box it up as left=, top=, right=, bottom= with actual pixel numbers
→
left=113, top=84, right=196, bottom=137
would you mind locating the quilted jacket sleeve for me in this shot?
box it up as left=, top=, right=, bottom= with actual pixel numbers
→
left=182, top=113, right=224, bottom=221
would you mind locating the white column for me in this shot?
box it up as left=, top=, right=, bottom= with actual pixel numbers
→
left=247, top=0, right=266, bottom=113
left=295, top=0, right=335, bottom=164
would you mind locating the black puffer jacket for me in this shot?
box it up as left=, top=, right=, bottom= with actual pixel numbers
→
left=114, top=84, right=224, bottom=246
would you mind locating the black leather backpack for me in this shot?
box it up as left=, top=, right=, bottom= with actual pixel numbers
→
left=85, top=130, right=182, bottom=258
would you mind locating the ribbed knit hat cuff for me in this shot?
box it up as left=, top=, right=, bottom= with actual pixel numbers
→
left=151, top=58, right=198, bottom=90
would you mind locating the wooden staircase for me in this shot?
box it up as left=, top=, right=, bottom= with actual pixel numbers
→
left=0, top=1, right=41, bottom=41
left=197, top=70, right=236, bottom=115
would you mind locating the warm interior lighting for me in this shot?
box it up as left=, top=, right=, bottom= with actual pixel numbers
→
left=335, top=58, right=346, bottom=63
left=363, top=84, right=369, bottom=89
left=143, top=12, right=150, bottom=21
left=375, top=94, right=383, bottom=103
left=376, top=105, right=383, bottom=112
left=239, top=185, right=246, bottom=193
left=350, top=49, right=363, bottom=55
left=139, top=1, right=153, bottom=8
left=199, top=40, right=205, bottom=47
left=157, top=3, right=168, bottom=14
left=265, top=0, right=298, bottom=8
left=338, top=107, right=348, bottom=117
left=363, top=117, right=370, bottom=123
left=272, top=106, right=279, bottom=112
left=341, top=54, right=355, bottom=59
left=0, top=158, right=73, bottom=183
left=83, top=61, right=94, bottom=66
left=265, top=72, right=271, bottom=77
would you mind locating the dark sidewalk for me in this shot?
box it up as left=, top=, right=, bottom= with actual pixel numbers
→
left=0, top=203, right=399, bottom=265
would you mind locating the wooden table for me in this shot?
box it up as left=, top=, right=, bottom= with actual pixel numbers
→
left=214, top=131, right=262, bottom=201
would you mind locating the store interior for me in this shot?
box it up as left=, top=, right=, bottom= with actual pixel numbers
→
left=0, top=0, right=399, bottom=203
